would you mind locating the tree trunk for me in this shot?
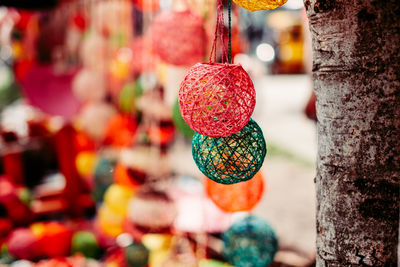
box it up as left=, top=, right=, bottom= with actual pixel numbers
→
left=304, top=0, right=400, bottom=266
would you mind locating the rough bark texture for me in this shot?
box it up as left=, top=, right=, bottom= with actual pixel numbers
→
left=304, top=0, right=400, bottom=266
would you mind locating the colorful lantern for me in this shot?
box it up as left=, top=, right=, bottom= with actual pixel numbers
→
left=172, top=99, right=194, bottom=139
left=93, top=157, right=115, bottom=202
left=72, top=69, right=106, bottom=102
left=223, top=216, right=278, bottom=267
left=179, top=63, right=256, bottom=137
left=80, top=33, right=110, bottom=73
left=192, top=119, right=266, bottom=184
left=97, top=204, right=124, bottom=237
left=204, top=171, right=264, bottom=212
left=71, top=231, right=101, bottom=259
left=7, top=228, right=40, bottom=260
left=233, top=0, right=287, bottom=11
left=75, top=151, right=98, bottom=178
left=119, top=81, right=142, bottom=114
left=104, top=184, right=134, bottom=216
left=130, top=38, right=155, bottom=74
left=125, top=242, right=149, bottom=267
left=151, top=10, right=206, bottom=66
left=103, top=113, right=138, bottom=148
left=79, top=102, right=117, bottom=140
left=127, top=190, right=177, bottom=233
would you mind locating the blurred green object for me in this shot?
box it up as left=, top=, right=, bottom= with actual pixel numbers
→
left=0, top=64, right=20, bottom=110
left=125, top=242, right=149, bottom=267
left=223, top=216, right=278, bottom=267
left=119, top=81, right=143, bottom=114
left=172, top=99, right=194, bottom=138
left=71, top=231, right=100, bottom=259
left=93, top=158, right=115, bottom=202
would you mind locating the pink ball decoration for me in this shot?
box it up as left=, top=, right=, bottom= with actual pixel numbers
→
left=179, top=63, right=256, bottom=137
left=151, top=10, right=206, bottom=66
left=72, top=69, right=106, bottom=102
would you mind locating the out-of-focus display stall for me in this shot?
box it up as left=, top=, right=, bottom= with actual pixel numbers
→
left=0, top=0, right=315, bottom=266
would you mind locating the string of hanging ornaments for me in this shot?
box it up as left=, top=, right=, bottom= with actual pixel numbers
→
left=179, top=0, right=267, bottom=184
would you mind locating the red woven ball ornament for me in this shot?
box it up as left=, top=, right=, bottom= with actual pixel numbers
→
left=151, top=10, right=206, bottom=66
left=178, top=63, right=256, bottom=137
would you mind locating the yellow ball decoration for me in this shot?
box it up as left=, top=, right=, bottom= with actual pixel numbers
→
left=233, top=0, right=287, bottom=11
left=104, top=184, right=134, bottom=216
left=97, top=204, right=124, bottom=237
left=76, top=152, right=98, bottom=178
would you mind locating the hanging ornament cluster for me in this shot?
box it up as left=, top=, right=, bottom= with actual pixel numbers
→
left=204, top=171, right=264, bottom=212
left=193, top=119, right=266, bottom=184
left=151, top=10, right=207, bottom=66
left=178, top=0, right=266, bottom=184
left=233, top=0, right=287, bottom=12
left=223, top=216, right=278, bottom=267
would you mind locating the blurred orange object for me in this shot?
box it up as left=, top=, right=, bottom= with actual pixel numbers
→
left=103, top=114, right=138, bottom=148
left=204, top=171, right=265, bottom=212
left=114, top=163, right=144, bottom=188
left=132, top=0, right=159, bottom=12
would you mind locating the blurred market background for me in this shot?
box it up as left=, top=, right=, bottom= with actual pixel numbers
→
left=0, top=0, right=317, bottom=266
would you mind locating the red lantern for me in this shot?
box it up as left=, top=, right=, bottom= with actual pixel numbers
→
left=179, top=63, right=256, bottom=137
left=151, top=10, right=206, bottom=66
left=204, top=171, right=264, bottom=212
left=130, top=38, right=154, bottom=74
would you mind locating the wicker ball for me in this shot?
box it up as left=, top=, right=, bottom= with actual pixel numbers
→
left=223, top=216, right=278, bottom=267
left=204, top=171, right=264, bottom=212
left=151, top=10, right=206, bottom=66
left=192, top=119, right=266, bottom=184
left=179, top=63, right=255, bottom=137
left=172, top=99, right=194, bottom=139
left=233, top=0, right=287, bottom=11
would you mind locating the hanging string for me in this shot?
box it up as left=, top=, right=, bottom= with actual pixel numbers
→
left=228, top=0, right=232, bottom=64
left=209, top=0, right=232, bottom=64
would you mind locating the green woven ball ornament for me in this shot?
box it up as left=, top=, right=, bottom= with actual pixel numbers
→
left=192, top=118, right=266, bottom=184
left=223, top=215, right=278, bottom=267
left=71, top=231, right=101, bottom=259
left=125, top=242, right=149, bottom=267
left=172, top=99, right=194, bottom=139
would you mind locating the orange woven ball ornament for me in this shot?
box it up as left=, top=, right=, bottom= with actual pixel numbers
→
left=233, top=0, right=287, bottom=11
left=179, top=63, right=256, bottom=137
left=151, top=10, right=206, bottom=66
left=204, top=171, right=264, bottom=212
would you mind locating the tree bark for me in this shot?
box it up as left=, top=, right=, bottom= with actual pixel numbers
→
left=304, top=0, right=400, bottom=266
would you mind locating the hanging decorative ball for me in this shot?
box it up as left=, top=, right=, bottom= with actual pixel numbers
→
left=119, top=81, right=142, bottom=114
left=102, top=113, right=138, bottom=148
left=72, top=68, right=106, bottom=102
left=223, top=216, right=278, bottom=267
left=80, top=33, right=110, bottom=73
left=192, top=119, right=266, bottom=184
left=172, top=99, right=194, bottom=139
left=93, top=157, right=115, bottom=202
left=130, top=38, right=155, bottom=74
left=125, top=242, right=149, bottom=267
left=151, top=10, right=206, bottom=66
left=104, top=184, right=134, bottom=216
left=78, top=102, right=117, bottom=140
left=71, top=231, right=101, bottom=259
left=75, top=151, right=98, bottom=178
left=179, top=63, right=256, bottom=137
left=97, top=204, right=124, bottom=237
left=204, top=171, right=264, bottom=212
left=127, top=190, right=177, bottom=233
left=233, top=0, right=287, bottom=12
